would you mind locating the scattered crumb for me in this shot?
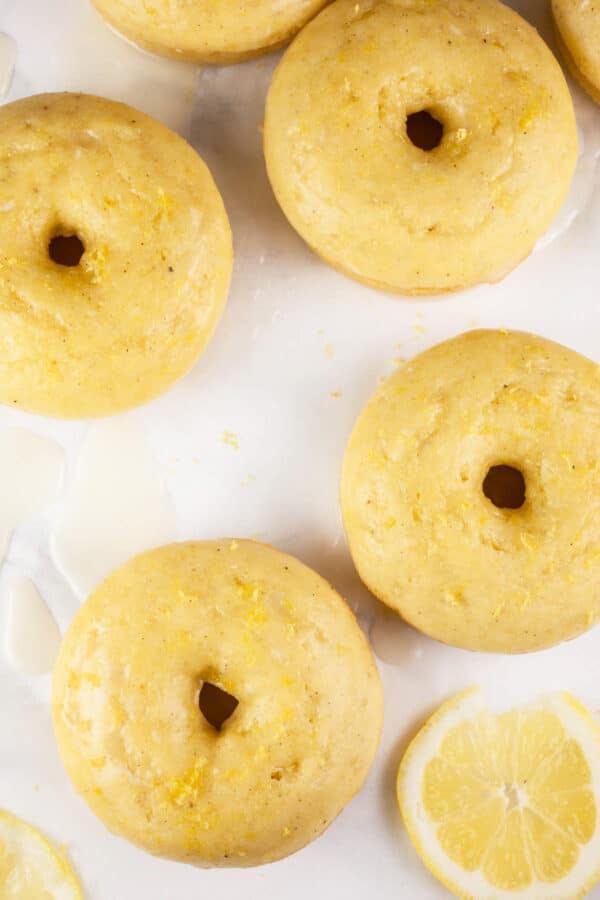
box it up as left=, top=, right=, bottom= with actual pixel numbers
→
left=392, top=357, right=406, bottom=367
left=413, top=325, right=425, bottom=335
left=329, top=391, right=341, bottom=399
left=325, top=343, right=334, bottom=359
left=470, top=319, right=479, bottom=327
left=34, top=784, right=40, bottom=793
left=240, top=474, right=256, bottom=487
left=222, top=431, right=240, bottom=450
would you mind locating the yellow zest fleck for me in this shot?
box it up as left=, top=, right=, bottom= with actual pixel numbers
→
left=443, top=588, right=465, bottom=607
left=83, top=245, right=109, bottom=284
left=222, top=430, right=240, bottom=450
left=168, top=758, right=208, bottom=807
left=153, top=188, right=174, bottom=224
left=235, top=577, right=261, bottom=603
left=68, top=671, right=101, bottom=688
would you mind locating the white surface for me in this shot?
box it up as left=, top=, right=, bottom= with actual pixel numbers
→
left=0, top=0, right=600, bottom=897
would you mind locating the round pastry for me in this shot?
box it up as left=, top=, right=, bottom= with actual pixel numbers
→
left=52, top=540, right=383, bottom=867
left=0, top=93, right=232, bottom=418
left=264, top=0, right=577, bottom=295
left=91, top=0, right=329, bottom=64
left=552, top=0, right=600, bottom=103
left=341, top=330, right=600, bottom=653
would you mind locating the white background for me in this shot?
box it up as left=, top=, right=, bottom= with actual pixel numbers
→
left=1, top=0, right=600, bottom=896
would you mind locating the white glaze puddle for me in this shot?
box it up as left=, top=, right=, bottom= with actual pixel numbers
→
left=51, top=419, right=178, bottom=600
left=369, top=606, right=426, bottom=665
left=4, top=576, right=61, bottom=677
left=3, top=1, right=199, bottom=135
left=0, top=428, right=65, bottom=563
left=536, top=93, right=600, bottom=251
left=0, top=33, right=17, bottom=102
left=537, top=131, right=600, bottom=250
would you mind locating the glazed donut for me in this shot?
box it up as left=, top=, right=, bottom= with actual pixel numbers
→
left=552, top=0, right=600, bottom=103
left=0, top=93, right=232, bottom=418
left=91, top=0, right=329, bottom=64
left=52, top=540, right=383, bottom=867
left=341, top=330, right=600, bottom=653
left=264, top=0, right=577, bottom=294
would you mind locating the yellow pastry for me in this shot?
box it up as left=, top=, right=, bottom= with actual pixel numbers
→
left=341, top=330, right=600, bottom=652
left=52, top=540, right=383, bottom=866
left=0, top=93, right=232, bottom=418
left=552, top=0, right=600, bottom=103
left=91, top=0, right=329, bottom=64
left=264, top=0, right=577, bottom=294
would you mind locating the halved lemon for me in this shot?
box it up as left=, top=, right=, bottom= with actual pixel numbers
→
left=397, top=688, right=600, bottom=899
left=0, top=809, right=82, bottom=899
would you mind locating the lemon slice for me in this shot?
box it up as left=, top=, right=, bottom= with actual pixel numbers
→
left=0, top=809, right=82, bottom=899
left=397, top=688, right=600, bottom=899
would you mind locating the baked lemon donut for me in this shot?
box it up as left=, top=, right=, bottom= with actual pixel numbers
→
left=0, top=93, right=232, bottom=418
left=52, top=540, right=383, bottom=866
left=264, top=0, right=577, bottom=294
left=552, top=0, right=600, bottom=103
left=91, top=0, right=329, bottom=63
left=341, top=330, right=600, bottom=653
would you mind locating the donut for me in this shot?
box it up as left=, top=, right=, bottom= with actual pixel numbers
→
left=52, top=540, right=383, bottom=866
left=0, top=93, right=232, bottom=418
left=341, top=330, right=600, bottom=653
left=552, top=0, right=600, bottom=103
left=91, top=0, right=329, bottom=64
left=264, top=0, right=577, bottom=295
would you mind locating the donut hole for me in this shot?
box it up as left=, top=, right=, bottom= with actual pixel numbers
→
left=48, top=234, right=85, bottom=267
left=483, top=465, right=526, bottom=510
left=406, top=110, right=444, bottom=151
left=199, top=681, right=239, bottom=732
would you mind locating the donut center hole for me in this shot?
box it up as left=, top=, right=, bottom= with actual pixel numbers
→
left=406, top=110, right=444, bottom=151
left=48, top=234, right=85, bottom=267
left=198, top=681, right=239, bottom=732
left=483, top=465, right=526, bottom=510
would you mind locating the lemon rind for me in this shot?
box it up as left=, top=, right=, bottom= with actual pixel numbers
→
left=0, top=809, right=82, bottom=900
